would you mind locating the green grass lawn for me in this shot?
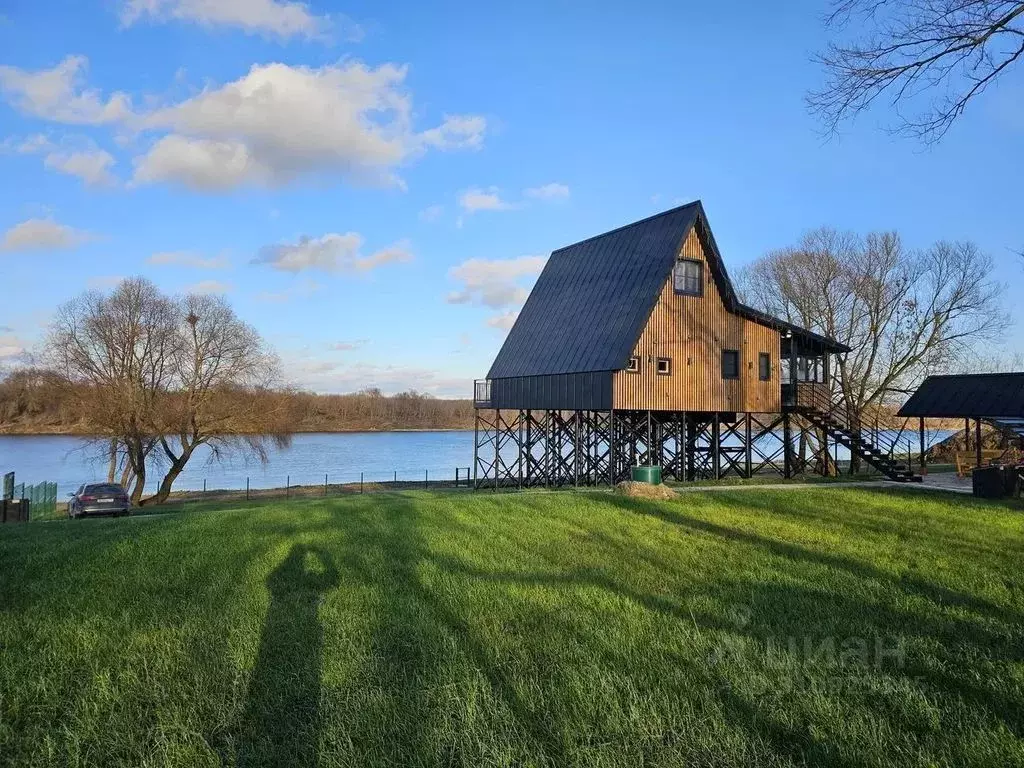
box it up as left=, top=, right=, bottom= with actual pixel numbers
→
left=1, top=487, right=1022, bottom=767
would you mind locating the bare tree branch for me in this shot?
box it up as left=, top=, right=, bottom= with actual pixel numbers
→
left=808, top=0, right=1024, bottom=141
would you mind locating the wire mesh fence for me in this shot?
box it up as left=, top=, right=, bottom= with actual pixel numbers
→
left=147, top=466, right=475, bottom=505
left=1, top=481, right=59, bottom=521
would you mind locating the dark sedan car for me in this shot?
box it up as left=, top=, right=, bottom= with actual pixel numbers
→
left=68, top=483, right=131, bottom=518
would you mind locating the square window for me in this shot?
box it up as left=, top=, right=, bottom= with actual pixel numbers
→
left=672, top=259, right=703, bottom=296
left=656, top=357, right=671, bottom=375
left=758, top=352, right=771, bottom=381
left=626, top=356, right=639, bottom=373
left=722, top=349, right=740, bottom=380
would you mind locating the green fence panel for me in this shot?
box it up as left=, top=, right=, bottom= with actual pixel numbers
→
left=21, top=482, right=58, bottom=519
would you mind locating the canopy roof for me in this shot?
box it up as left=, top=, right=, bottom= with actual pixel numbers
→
left=896, top=373, right=1024, bottom=419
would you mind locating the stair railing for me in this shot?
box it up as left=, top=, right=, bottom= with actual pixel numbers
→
left=794, top=383, right=912, bottom=469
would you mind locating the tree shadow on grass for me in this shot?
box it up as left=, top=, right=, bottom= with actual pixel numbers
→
left=236, top=544, right=338, bottom=768
left=595, top=493, right=1024, bottom=734
left=319, top=496, right=577, bottom=765
left=602, top=491, right=1022, bottom=628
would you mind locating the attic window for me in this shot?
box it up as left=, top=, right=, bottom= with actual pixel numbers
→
left=673, top=259, right=703, bottom=296
left=626, top=356, right=639, bottom=373
left=656, top=357, right=671, bottom=375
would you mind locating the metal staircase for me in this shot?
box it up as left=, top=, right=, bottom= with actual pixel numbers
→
left=788, top=384, right=922, bottom=483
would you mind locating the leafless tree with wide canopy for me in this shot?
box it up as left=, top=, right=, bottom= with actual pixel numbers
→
left=47, top=278, right=294, bottom=505
left=740, top=228, right=1008, bottom=471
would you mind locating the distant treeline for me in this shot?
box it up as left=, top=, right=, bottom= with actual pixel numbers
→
left=0, top=370, right=475, bottom=434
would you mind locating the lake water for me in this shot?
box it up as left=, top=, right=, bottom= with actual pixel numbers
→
left=0, top=428, right=954, bottom=497
left=0, top=432, right=475, bottom=495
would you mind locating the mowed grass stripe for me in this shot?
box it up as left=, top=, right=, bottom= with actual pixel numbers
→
left=0, top=488, right=1022, bottom=767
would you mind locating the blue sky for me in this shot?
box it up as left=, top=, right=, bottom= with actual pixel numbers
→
left=1, top=0, right=1021, bottom=396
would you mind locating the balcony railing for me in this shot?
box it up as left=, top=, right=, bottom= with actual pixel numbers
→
left=473, top=379, right=492, bottom=408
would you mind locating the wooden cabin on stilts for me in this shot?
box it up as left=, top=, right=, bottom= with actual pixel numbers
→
left=472, top=201, right=921, bottom=488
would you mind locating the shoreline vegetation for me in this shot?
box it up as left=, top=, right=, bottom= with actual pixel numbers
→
left=0, top=371, right=476, bottom=435
left=0, top=426, right=473, bottom=437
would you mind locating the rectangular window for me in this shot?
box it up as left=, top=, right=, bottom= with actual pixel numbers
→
left=758, top=352, right=771, bottom=381
left=672, top=259, right=703, bottom=296
left=656, top=357, right=671, bottom=375
left=722, top=349, right=740, bottom=380
left=626, top=356, right=639, bottom=373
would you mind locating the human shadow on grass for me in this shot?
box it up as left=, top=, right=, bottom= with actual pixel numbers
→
left=236, top=544, right=338, bottom=768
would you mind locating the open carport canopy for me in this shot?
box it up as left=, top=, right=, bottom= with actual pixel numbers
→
left=897, top=372, right=1024, bottom=439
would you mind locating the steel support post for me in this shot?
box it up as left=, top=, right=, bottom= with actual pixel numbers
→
left=919, top=417, right=926, bottom=473
left=783, top=412, right=792, bottom=479
left=744, top=413, right=753, bottom=478
left=473, top=410, right=480, bottom=487
left=711, top=415, right=721, bottom=480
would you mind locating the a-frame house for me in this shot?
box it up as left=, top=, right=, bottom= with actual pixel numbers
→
left=473, top=201, right=920, bottom=486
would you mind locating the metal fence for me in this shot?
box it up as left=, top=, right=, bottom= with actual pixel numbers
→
left=151, top=467, right=475, bottom=505
left=1, top=480, right=58, bottom=521
left=23, top=482, right=58, bottom=518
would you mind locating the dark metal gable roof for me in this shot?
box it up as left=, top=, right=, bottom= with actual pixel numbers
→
left=487, top=202, right=701, bottom=378
left=487, top=201, right=847, bottom=380
left=896, top=373, right=1024, bottom=418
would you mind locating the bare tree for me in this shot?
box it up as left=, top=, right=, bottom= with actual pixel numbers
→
left=739, top=227, right=1008, bottom=422
left=47, top=279, right=294, bottom=505
left=148, top=293, right=291, bottom=504
left=47, top=278, right=179, bottom=504
left=809, top=0, right=1024, bottom=141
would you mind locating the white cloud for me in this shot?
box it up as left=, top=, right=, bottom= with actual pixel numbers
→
left=254, top=278, right=320, bottom=303
left=0, top=331, right=31, bottom=372
left=524, top=182, right=569, bottom=201
left=15, top=133, right=118, bottom=185
left=254, top=233, right=413, bottom=274
left=0, top=218, right=93, bottom=252
left=1, top=58, right=485, bottom=193
left=0, top=56, right=131, bottom=124
left=458, top=187, right=515, bottom=213
left=329, top=339, right=368, bottom=351
left=131, top=61, right=485, bottom=190
left=45, top=148, right=117, bottom=186
left=132, top=135, right=258, bottom=190
left=0, top=334, right=26, bottom=359
left=119, top=0, right=339, bottom=40
left=418, top=115, right=487, bottom=151
left=357, top=241, right=414, bottom=272
left=86, top=275, right=125, bottom=289
left=148, top=250, right=230, bottom=269
left=18, top=136, right=118, bottom=186
left=283, top=356, right=469, bottom=396
left=486, top=310, right=519, bottom=330
left=419, top=204, right=443, bottom=222
left=185, top=279, right=232, bottom=294
left=446, top=255, right=546, bottom=308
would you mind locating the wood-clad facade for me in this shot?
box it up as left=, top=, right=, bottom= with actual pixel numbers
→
left=612, top=228, right=781, bottom=413
left=470, top=202, right=916, bottom=488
